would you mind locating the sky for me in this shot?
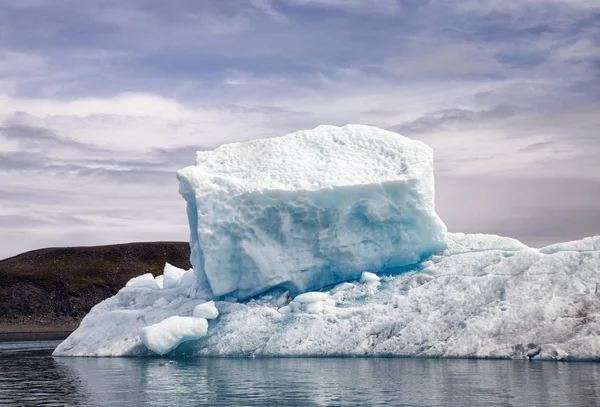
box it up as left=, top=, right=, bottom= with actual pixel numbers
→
left=1, top=0, right=599, bottom=259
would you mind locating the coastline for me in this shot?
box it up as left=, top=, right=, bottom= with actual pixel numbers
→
left=0, top=323, right=77, bottom=342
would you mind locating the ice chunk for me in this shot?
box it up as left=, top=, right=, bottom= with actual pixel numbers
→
left=178, top=269, right=195, bottom=289
left=287, top=291, right=332, bottom=314
left=294, top=292, right=329, bottom=303
left=177, top=124, right=447, bottom=300
left=155, top=275, right=164, bottom=289
left=163, top=263, right=187, bottom=289
left=125, top=273, right=160, bottom=290
left=139, top=316, right=208, bottom=355
left=193, top=301, right=219, bottom=319
left=360, top=272, right=381, bottom=283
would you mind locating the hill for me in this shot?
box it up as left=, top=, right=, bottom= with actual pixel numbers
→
left=0, top=242, right=190, bottom=339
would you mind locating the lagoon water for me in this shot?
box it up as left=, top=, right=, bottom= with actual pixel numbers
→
left=1, top=341, right=600, bottom=406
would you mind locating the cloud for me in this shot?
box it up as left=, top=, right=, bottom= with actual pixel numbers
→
left=518, top=141, right=555, bottom=153
left=392, top=106, right=518, bottom=134
left=0, top=0, right=599, bottom=258
left=284, top=0, right=402, bottom=13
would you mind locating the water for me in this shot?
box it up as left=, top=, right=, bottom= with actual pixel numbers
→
left=1, top=342, right=600, bottom=406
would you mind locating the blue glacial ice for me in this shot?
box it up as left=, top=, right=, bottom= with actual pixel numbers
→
left=176, top=124, right=447, bottom=300
left=53, top=125, right=600, bottom=360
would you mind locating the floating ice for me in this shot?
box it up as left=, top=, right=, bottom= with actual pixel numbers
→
left=53, top=233, right=600, bottom=359
left=193, top=301, right=219, bottom=319
left=177, top=124, right=447, bottom=300
left=52, top=125, right=600, bottom=360
left=139, top=316, right=208, bottom=355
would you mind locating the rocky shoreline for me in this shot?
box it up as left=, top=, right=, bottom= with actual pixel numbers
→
left=0, top=241, right=190, bottom=340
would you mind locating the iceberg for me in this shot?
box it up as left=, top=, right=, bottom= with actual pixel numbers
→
left=176, top=124, right=447, bottom=300
left=53, top=233, right=600, bottom=359
left=52, top=125, right=600, bottom=360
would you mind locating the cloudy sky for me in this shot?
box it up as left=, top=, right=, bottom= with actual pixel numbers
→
left=1, top=0, right=599, bottom=259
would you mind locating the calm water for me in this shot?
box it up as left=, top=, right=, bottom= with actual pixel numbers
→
left=1, top=342, right=600, bottom=406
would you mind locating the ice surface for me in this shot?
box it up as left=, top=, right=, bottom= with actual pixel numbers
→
left=294, top=292, right=330, bottom=303
left=163, top=263, right=188, bottom=289
left=178, top=269, right=195, bottom=289
left=193, top=301, right=219, bottom=319
left=53, top=233, right=600, bottom=359
left=360, top=271, right=381, bottom=283
left=139, top=316, right=208, bottom=355
left=176, top=124, right=447, bottom=300
left=125, top=273, right=160, bottom=290
left=154, top=275, right=164, bottom=289
left=540, top=236, right=600, bottom=254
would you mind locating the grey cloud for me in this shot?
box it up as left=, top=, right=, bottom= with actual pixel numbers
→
left=0, top=121, right=197, bottom=183
left=0, top=213, right=91, bottom=228
left=0, top=123, right=111, bottom=153
left=150, top=145, right=207, bottom=166
left=0, top=151, right=42, bottom=171
left=451, top=155, right=499, bottom=163
left=0, top=0, right=599, bottom=259
left=519, top=141, right=555, bottom=153
left=392, top=106, right=519, bottom=135
left=0, top=214, right=53, bottom=227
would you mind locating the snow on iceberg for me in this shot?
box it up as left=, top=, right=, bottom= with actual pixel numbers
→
left=52, top=125, right=600, bottom=360
left=176, top=124, right=447, bottom=300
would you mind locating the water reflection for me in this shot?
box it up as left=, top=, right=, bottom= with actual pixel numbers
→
left=2, top=348, right=600, bottom=406
left=55, top=356, right=600, bottom=407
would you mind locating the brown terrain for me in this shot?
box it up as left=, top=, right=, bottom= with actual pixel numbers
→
left=0, top=242, right=190, bottom=341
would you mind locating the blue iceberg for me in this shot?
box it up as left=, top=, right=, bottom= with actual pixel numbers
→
left=53, top=125, right=600, bottom=360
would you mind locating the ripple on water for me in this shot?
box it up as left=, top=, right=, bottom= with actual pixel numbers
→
left=1, top=344, right=600, bottom=406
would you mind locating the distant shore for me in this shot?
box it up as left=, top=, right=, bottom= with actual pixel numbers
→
left=0, top=241, right=191, bottom=342
left=0, top=323, right=78, bottom=342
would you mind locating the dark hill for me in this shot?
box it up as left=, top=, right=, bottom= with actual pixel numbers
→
left=0, top=242, right=190, bottom=337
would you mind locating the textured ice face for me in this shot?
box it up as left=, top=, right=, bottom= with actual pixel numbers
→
left=177, top=124, right=447, bottom=300
left=53, top=233, right=600, bottom=360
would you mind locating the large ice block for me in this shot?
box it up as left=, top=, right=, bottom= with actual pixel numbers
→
left=177, top=124, right=447, bottom=299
